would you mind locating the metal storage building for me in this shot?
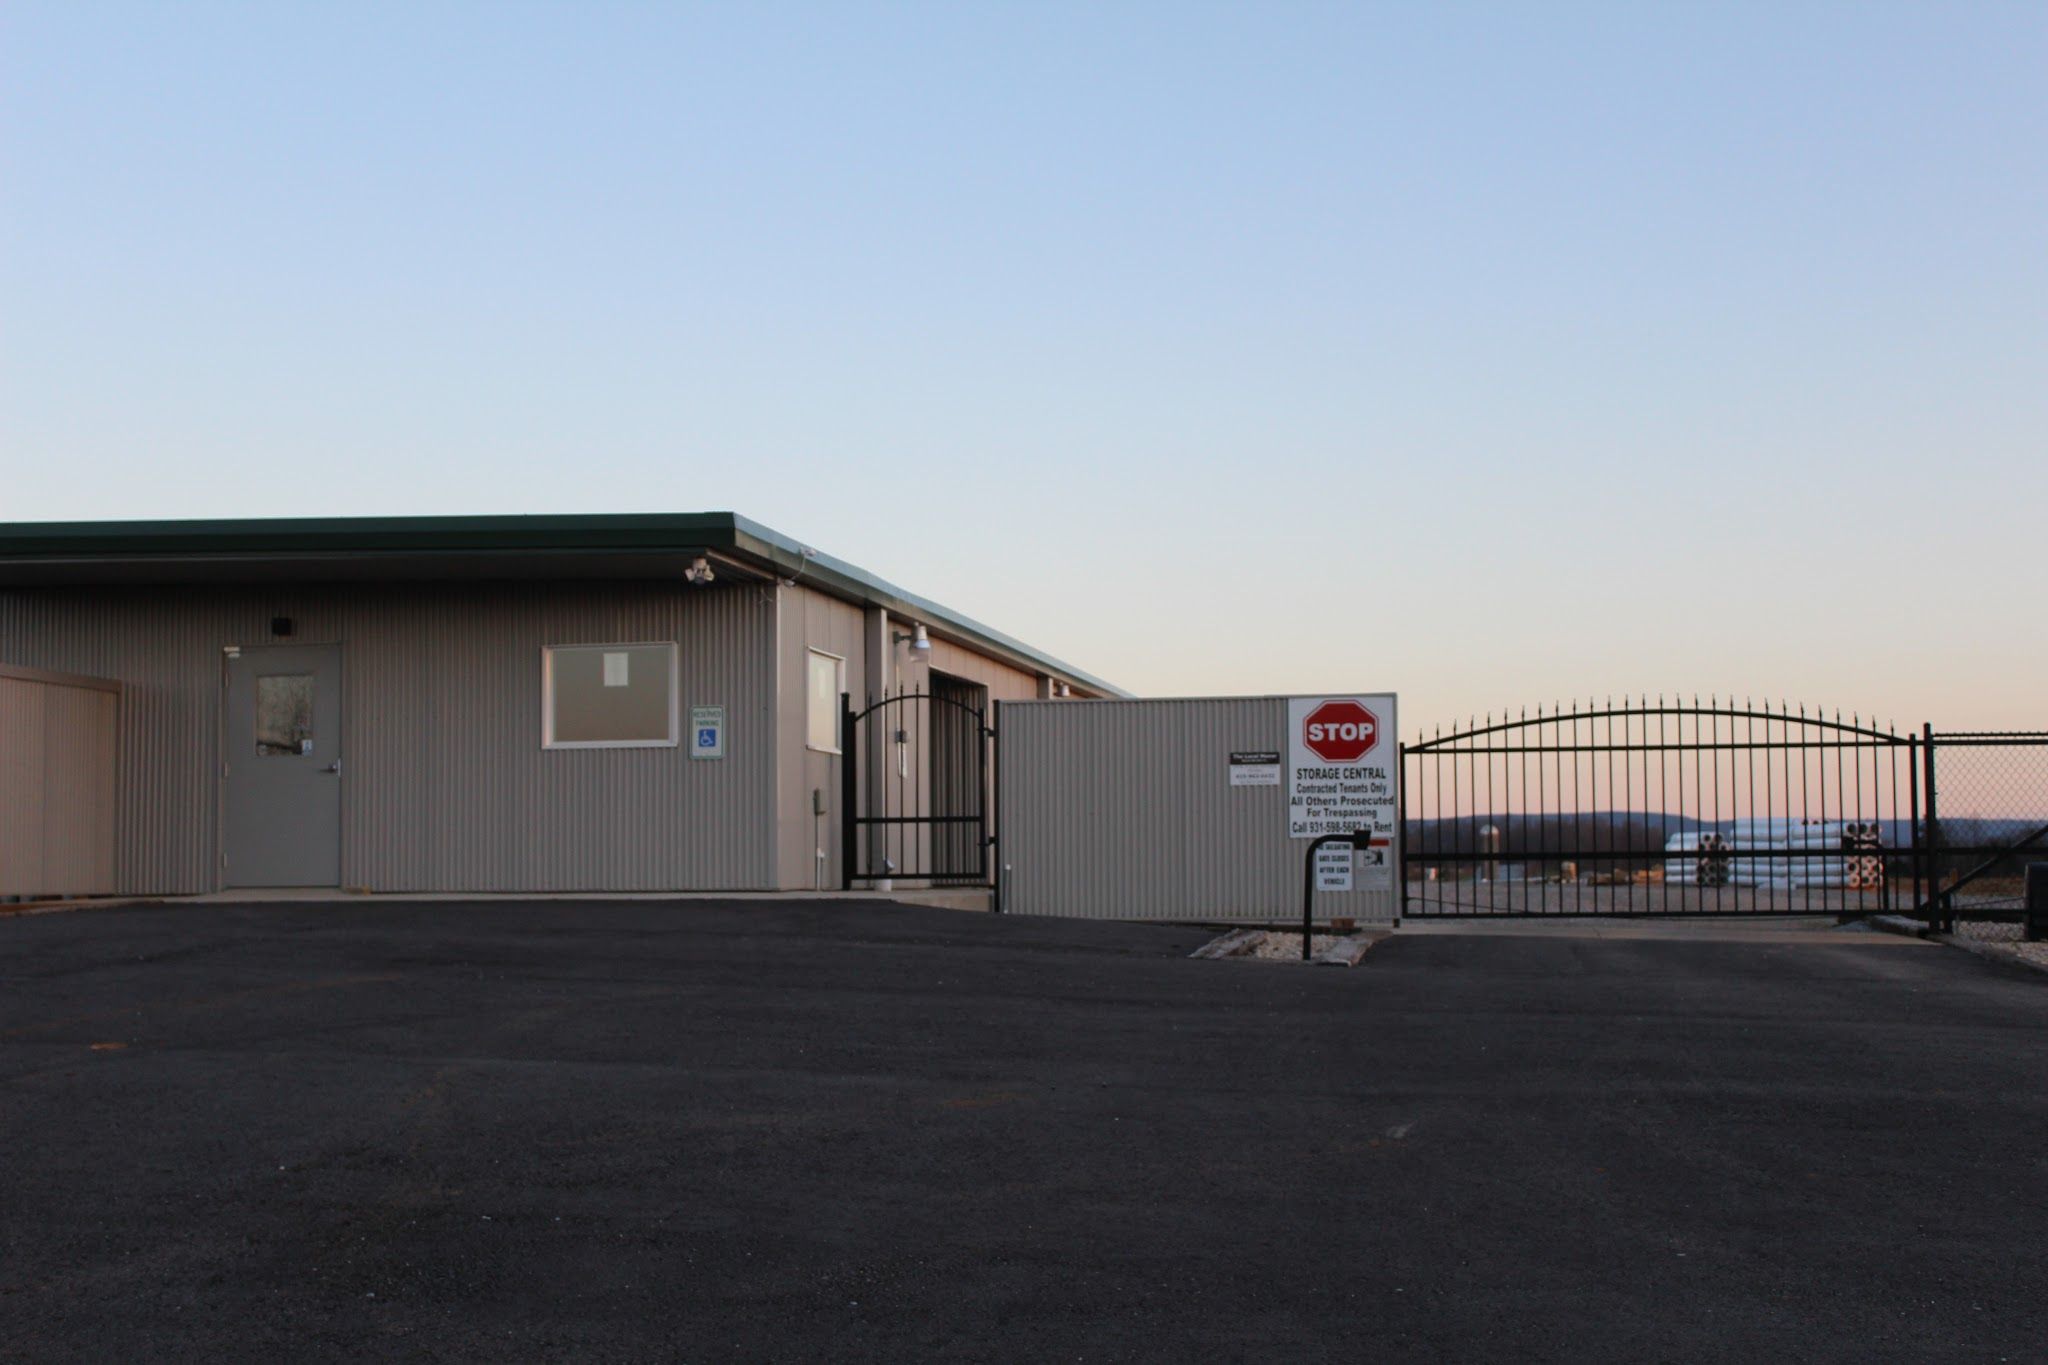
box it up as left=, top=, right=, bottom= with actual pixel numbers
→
left=0, top=513, right=1116, bottom=898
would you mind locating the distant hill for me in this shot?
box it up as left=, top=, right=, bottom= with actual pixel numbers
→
left=1402, top=813, right=2043, bottom=863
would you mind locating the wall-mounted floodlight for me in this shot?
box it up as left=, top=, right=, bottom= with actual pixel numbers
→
left=894, top=623, right=931, bottom=655
left=1055, top=681, right=1072, bottom=698
left=685, top=556, right=716, bottom=587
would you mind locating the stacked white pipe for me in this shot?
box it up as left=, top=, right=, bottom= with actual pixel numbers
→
left=1663, top=820, right=1885, bottom=889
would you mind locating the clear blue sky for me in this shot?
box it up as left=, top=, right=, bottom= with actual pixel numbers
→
left=3, top=3, right=2042, bottom=730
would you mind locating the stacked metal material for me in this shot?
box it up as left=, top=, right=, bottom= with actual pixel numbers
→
left=1663, top=820, right=1885, bottom=890
left=1663, top=831, right=1731, bottom=886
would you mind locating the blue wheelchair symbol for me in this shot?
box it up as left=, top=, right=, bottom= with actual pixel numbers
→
left=697, top=727, right=719, bottom=748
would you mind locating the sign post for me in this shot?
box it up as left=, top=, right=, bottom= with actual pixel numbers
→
left=1303, top=829, right=1373, bottom=961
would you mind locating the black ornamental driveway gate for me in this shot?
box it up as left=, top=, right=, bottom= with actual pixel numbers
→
left=1400, top=699, right=1923, bottom=918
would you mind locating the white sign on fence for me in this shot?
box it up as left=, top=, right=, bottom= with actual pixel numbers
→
left=1355, top=839, right=1392, bottom=890
left=1228, top=750, right=1281, bottom=787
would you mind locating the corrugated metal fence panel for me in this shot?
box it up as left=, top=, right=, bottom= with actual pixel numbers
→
left=0, top=675, right=48, bottom=894
left=998, top=697, right=1400, bottom=922
left=0, top=669, right=119, bottom=897
left=0, top=582, right=778, bottom=894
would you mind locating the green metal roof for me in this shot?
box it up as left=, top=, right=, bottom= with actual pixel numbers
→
left=0, top=512, right=1126, bottom=697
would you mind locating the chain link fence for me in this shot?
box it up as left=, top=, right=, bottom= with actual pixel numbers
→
left=1926, top=732, right=2048, bottom=930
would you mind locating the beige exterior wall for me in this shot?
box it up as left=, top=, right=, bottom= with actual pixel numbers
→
left=773, top=582, right=866, bottom=890
left=0, top=582, right=780, bottom=894
left=924, top=636, right=1040, bottom=702
left=1, top=577, right=1091, bottom=898
left=0, top=665, right=121, bottom=899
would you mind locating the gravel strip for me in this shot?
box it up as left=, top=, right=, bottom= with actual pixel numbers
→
left=1947, top=920, right=2048, bottom=973
left=1247, top=932, right=1345, bottom=961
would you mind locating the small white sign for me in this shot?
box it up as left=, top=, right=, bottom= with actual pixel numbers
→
left=603, top=652, right=631, bottom=687
left=690, top=705, right=725, bottom=760
left=1229, top=750, right=1281, bottom=787
left=1356, top=839, right=1394, bottom=891
left=1315, top=843, right=1354, bottom=892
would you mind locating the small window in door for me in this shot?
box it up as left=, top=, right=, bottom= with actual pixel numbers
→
left=255, top=674, right=316, bottom=756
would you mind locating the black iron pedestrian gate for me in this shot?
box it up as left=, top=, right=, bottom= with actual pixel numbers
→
left=1401, top=699, right=1923, bottom=917
left=842, top=688, right=993, bottom=887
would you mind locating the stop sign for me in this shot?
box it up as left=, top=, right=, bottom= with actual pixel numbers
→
left=1302, top=699, right=1379, bottom=762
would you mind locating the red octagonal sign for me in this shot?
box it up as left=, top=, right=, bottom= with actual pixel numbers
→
left=1303, top=699, right=1379, bottom=763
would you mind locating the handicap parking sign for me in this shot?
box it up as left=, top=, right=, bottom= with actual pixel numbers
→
left=689, top=705, right=725, bottom=759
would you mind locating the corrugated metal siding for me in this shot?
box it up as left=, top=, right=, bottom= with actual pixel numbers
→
left=0, top=592, right=271, bottom=893
left=924, top=637, right=1038, bottom=701
left=0, top=669, right=119, bottom=897
left=997, top=697, right=1401, bottom=922
left=0, top=583, right=779, bottom=893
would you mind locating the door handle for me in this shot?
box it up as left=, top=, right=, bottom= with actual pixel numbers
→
left=324, top=761, right=342, bottom=775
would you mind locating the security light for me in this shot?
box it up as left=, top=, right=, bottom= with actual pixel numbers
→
left=895, top=623, right=931, bottom=654
left=685, top=556, right=715, bottom=586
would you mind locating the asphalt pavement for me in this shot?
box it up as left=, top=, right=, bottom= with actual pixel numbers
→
left=2, top=899, right=2044, bottom=1362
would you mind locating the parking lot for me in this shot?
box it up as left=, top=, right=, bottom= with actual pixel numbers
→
left=4, top=899, right=2045, bottom=1362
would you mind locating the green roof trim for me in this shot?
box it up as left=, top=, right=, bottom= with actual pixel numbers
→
left=0, top=512, right=1127, bottom=697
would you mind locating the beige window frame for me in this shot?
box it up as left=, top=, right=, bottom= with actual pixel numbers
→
left=542, top=642, right=681, bottom=750
left=807, top=649, right=846, bottom=754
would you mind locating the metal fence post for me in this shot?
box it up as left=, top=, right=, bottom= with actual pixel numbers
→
left=1908, top=732, right=1922, bottom=920
left=1923, top=722, right=1943, bottom=932
left=1397, top=741, right=1410, bottom=925
left=990, top=700, right=1002, bottom=913
left=840, top=694, right=857, bottom=890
